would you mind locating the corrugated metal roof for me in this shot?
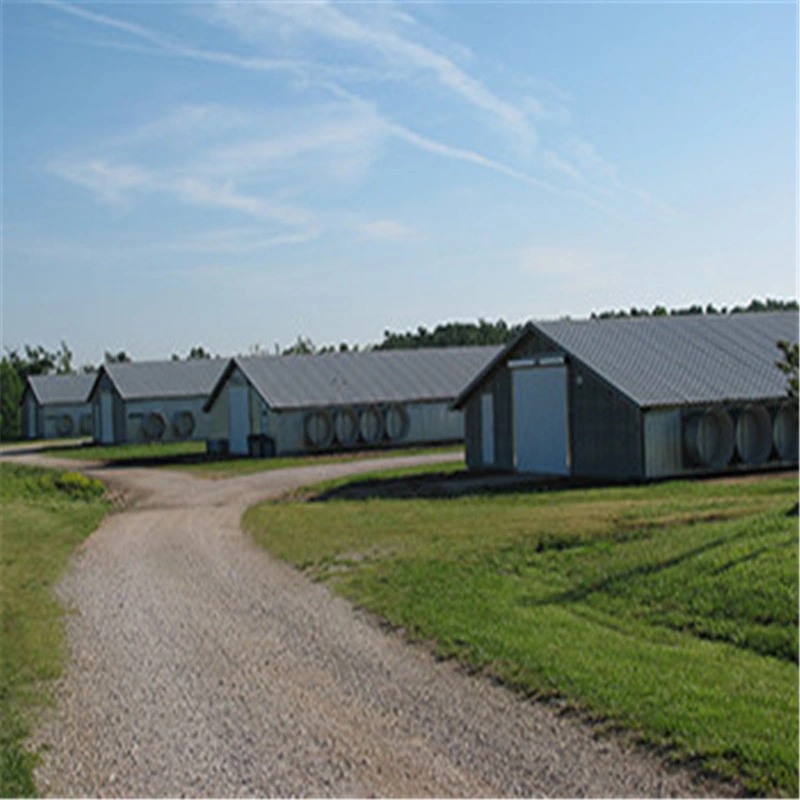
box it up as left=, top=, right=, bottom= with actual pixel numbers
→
left=234, top=346, right=503, bottom=410
left=101, top=359, right=228, bottom=401
left=455, top=310, right=799, bottom=409
left=26, top=373, right=95, bottom=406
left=536, top=311, right=798, bottom=407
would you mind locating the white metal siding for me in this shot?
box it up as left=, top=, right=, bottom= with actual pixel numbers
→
left=228, top=386, right=249, bottom=455
left=643, top=409, right=683, bottom=478
left=513, top=365, right=569, bottom=475
left=122, top=397, right=210, bottom=444
left=481, top=393, right=494, bottom=465
left=268, top=401, right=464, bottom=456
left=404, top=402, right=463, bottom=443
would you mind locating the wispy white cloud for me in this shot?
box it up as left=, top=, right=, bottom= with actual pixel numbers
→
left=204, top=0, right=537, bottom=152
left=387, top=121, right=556, bottom=194
left=353, top=219, right=416, bottom=243
left=202, top=104, right=387, bottom=184
left=40, top=0, right=668, bottom=220
left=42, top=0, right=306, bottom=76
left=107, top=104, right=253, bottom=150
left=49, top=155, right=316, bottom=228
left=564, top=135, right=620, bottom=184
left=165, top=227, right=321, bottom=255
left=560, top=135, right=676, bottom=215
left=517, top=245, right=624, bottom=284
left=542, top=150, right=584, bottom=183
left=48, top=159, right=151, bottom=204
left=172, top=176, right=314, bottom=227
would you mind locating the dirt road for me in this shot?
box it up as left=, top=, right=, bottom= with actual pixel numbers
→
left=6, top=450, right=728, bottom=797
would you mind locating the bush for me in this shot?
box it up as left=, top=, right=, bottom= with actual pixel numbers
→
left=52, top=471, right=105, bottom=500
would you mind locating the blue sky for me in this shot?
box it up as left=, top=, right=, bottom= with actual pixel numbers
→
left=2, top=0, right=797, bottom=367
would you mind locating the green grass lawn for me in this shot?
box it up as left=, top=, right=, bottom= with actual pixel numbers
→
left=43, top=440, right=463, bottom=478
left=244, top=471, right=800, bottom=796
left=41, top=440, right=207, bottom=462
left=0, top=464, right=109, bottom=797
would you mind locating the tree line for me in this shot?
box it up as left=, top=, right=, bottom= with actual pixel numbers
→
left=590, top=298, right=798, bottom=320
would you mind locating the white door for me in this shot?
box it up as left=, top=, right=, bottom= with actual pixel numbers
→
left=100, top=393, right=114, bottom=444
left=229, top=386, right=249, bottom=455
left=481, top=392, right=494, bottom=465
left=26, top=397, right=37, bottom=439
left=512, top=365, right=569, bottom=475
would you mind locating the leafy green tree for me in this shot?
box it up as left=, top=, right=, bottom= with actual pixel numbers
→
left=377, top=319, right=521, bottom=350
left=6, top=341, right=73, bottom=379
left=104, top=351, right=131, bottom=364
left=54, top=340, right=73, bottom=373
left=0, top=358, right=23, bottom=440
left=282, top=336, right=316, bottom=356
left=172, top=346, right=213, bottom=360
left=593, top=299, right=797, bottom=319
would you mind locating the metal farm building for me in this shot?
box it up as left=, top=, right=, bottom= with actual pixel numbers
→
left=88, top=359, right=227, bottom=445
left=203, top=346, right=501, bottom=457
left=454, top=311, right=799, bottom=481
left=20, top=373, right=94, bottom=440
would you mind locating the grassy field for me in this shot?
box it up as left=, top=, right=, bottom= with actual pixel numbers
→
left=0, top=464, right=109, bottom=797
left=244, top=471, right=799, bottom=796
left=42, top=440, right=463, bottom=478
left=41, top=440, right=206, bottom=462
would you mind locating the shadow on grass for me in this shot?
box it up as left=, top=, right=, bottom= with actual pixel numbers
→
left=517, top=529, right=798, bottom=663
left=309, top=465, right=800, bottom=503
left=308, top=470, right=596, bottom=502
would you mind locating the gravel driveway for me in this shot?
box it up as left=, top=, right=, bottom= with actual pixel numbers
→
left=6, top=450, right=730, bottom=797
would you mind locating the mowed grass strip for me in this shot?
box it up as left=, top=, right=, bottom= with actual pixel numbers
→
left=0, top=464, right=109, bottom=797
left=44, top=440, right=463, bottom=479
left=42, top=440, right=206, bottom=463
left=244, top=473, right=799, bottom=796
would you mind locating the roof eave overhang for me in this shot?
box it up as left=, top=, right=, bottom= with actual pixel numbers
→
left=641, top=394, right=795, bottom=413
left=86, top=366, right=111, bottom=404
left=451, top=323, right=537, bottom=410
left=203, top=358, right=265, bottom=412
left=271, top=394, right=457, bottom=412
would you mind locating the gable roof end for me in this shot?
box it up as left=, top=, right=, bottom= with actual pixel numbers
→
left=24, top=373, right=96, bottom=406
left=92, top=359, right=229, bottom=402
left=454, top=311, right=799, bottom=410
left=206, top=347, right=503, bottom=412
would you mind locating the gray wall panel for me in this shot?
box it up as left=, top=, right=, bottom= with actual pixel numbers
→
left=464, top=396, right=481, bottom=469
left=569, top=364, right=643, bottom=480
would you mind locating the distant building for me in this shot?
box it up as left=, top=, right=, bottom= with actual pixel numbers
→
left=88, top=359, right=228, bottom=445
left=21, top=373, right=95, bottom=440
left=203, top=346, right=502, bottom=457
left=454, top=311, right=799, bottom=480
